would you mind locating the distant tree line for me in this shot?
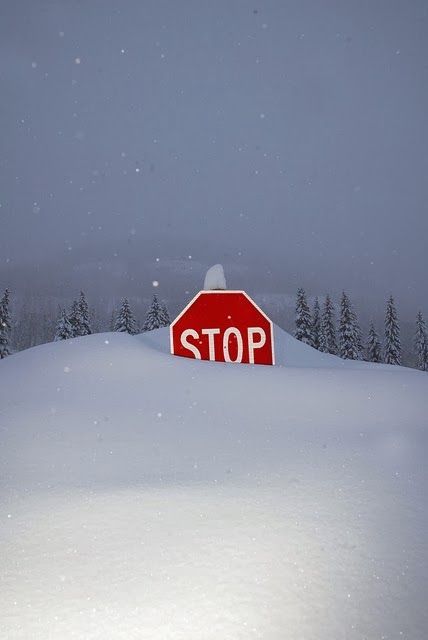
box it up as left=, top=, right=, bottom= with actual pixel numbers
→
left=54, top=291, right=170, bottom=340
left=294, top=288, right=428, bottom=371
left=0, top=289, right=171, bottom=357
left=0, top=289, right=11, bottom=359
left=1, top=285, right=427, bottom=371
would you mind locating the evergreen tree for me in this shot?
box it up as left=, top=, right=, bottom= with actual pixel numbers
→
left=68, top=300, right=80, bottom=337
left=160, top=301, right=171, bottom=327
left=295, top=288, right=313, bottom=345
left=142, top=294, right=164, bottom=332
left=414, top=311, right=428, bottom=371
left=114, top=298, right=137, bottom=334
left=76, top=291, right=91, bottom=336
left=353, top=306, right=363, bottom=360
left=320, top=294, right=337, bottom=354
left=318, top=321, right=328, bottom=353
left=384, top=295, right=401, bottom=365
left=339, top=291, right=360, bottom=360
left=366, top=321, right=382, bottom=363
left=0, top=288, right=11, bottom=359
left=312, top=297, right=321, bottom=350
left=54, top=307, right=73, bottom=341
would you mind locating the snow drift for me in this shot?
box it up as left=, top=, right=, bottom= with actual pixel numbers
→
left=1, top=326, right=427, bottom=639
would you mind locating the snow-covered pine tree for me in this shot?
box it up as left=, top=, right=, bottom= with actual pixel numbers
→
left=414, top=311, right=428, bottom=371
left=312, top=297, right=321, bottom=350
left=384, top=295, right=401, bottom=365
left=114, top=298, right=137, bottom=334
left=54, top=307, right=73, bottom=341
left=352, top=306, right=363, bottom=360
left=318, top=320, right=328, bottom=353
left=339, top=291, right=360, bottom=360
left=320, top=294, right=337, bottom=354
left=295, top=288, right=313, bottom=346
left=366, top=321, right=382, bottom=363
left=76, top=291, right=91, bottom=336
left=160, top=301, right=171, bottom=327
left=142, top=294, right=164, bottom=332
left=0, top=288, right=11, bottom=358
left=68, top=300, right=80, bottom=337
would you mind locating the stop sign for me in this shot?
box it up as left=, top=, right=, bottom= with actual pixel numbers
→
left=170, top=290, right=275, bottom=365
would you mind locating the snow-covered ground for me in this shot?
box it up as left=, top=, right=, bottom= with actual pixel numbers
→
left=1, top=327, right=427, bottom=639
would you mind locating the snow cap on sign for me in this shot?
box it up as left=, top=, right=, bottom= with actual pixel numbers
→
left=203, top=264, right=227, bottom=290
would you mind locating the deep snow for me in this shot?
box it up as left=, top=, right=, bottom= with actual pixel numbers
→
left=0, top=326, right=427, bottom=639
left=203, top=263, right=227, bottom=290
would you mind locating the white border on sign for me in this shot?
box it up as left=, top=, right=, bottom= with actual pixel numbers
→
left=169, top=290, right=275, bottom=365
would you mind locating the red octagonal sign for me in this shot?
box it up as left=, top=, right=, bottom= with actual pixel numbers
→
left=170, top=291, right=275, bottom=365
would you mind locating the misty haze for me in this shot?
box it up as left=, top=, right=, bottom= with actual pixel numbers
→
left=1, top=1, right=427, bottom=349
left=1, top=2, right=427, bottom=639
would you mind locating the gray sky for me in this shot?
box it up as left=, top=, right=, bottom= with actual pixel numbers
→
left=1, top=0, right=427, bottom=315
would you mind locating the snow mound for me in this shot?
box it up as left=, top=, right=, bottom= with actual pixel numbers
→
left=144, top=322, right=388, bottom=370
left=203, top=263, right=227, bottom=290
left=0, top=327, right=427, bottom=639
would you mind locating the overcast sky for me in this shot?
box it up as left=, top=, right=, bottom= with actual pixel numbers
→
left=1, top=0, right=427, bottom=314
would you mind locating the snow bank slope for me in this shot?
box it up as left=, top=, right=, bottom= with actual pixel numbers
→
left=143, top=323, right=382, bottom=368
left=0, top=327, right=427, bottom=640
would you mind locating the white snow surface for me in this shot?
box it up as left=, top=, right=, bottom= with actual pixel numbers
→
left=1, top=326, right=427, bottom=639
left=203, top=263, right=227, bottom=290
